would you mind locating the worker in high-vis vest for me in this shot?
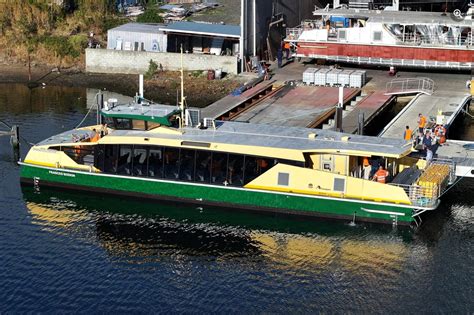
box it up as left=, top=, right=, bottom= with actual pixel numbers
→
left=372, top=165, right=389, bottom=184
left=403, top=125, right=412, bottom=141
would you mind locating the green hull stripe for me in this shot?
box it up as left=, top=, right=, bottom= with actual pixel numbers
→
left=20, top=164, right=415, bottom=224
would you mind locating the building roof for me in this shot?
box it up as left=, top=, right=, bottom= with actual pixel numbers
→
left=312, top=8, right=474, bottom=27
left=160, top=21, right=241, bottom=39
left=109, top=23, right=166, bottom=34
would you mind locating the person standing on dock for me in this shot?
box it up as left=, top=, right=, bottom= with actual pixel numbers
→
left=277, top=48, right=283, bottom=68
left=403, top=126, right=412, bottom=141
left=417, top=113, right=426, bottom=135
left=422, top=130, right=434, bottom=163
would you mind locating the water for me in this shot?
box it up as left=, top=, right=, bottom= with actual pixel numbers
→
left=1, top=84, right=473, bottom=313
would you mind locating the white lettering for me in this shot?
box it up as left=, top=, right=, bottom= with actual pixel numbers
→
left=48, top=170, right=76, bottom=178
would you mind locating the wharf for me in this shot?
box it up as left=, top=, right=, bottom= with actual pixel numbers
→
left=232, top=85, right=359, bottom=128
left=436, top=140, right=474, bottom=177
left=342, top=91, right=395, bottom=134
left=200, top=80, right=273, bottom=120
left=379, top=91, right=471, bottom=139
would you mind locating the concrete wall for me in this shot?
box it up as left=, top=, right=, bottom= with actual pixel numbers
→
left=85, top=49, right=238, bottom=74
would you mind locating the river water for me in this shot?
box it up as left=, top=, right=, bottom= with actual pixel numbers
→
left=0, top=84, right=473, bottom=313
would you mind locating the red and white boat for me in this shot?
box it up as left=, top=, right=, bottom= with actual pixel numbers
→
left=285, top=7, right=473, bottom=70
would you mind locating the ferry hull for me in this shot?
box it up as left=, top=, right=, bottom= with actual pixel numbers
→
left=296, top=42, right=474, bottom=69
left=20, top=164, right=415, bottom=226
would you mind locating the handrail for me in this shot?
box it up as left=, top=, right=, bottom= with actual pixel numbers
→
left=385, top=77, right=435, bottom=96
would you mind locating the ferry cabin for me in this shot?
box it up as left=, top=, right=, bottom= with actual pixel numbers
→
left=20, top=103, right=450, bottom=226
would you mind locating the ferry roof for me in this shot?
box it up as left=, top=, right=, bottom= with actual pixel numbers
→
left=107, top=120, right=413, bottom=158
left=312, top=8, right=474, bottom=27
left=100, top=103, right=180, bottom=126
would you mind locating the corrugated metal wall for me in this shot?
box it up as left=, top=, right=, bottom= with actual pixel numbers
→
left=107, top=30, right=168, bottom=52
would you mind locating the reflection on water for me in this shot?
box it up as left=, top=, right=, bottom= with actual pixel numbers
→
left=1, top=83, right=473, bottom=312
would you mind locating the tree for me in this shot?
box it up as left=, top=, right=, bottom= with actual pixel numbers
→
left=136, top=9, right=163, bottom=23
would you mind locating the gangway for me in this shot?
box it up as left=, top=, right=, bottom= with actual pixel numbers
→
left=385, top=77, right=435, bottom=96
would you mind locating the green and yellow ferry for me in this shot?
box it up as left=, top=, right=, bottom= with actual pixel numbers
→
left=19, top=99, right=454, bottom=226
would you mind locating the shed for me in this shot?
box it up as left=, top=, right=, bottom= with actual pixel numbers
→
left=160, top=21, right=240, bottom=56
left=107, top=23, right=168, bottom=52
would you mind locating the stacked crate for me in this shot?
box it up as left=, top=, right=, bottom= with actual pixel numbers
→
left=338, top=70, right=353, bottom=87
left=314, top=68, right=330, bottom=86
left=417, top=163, right=450, bottom=199
left=302, top=68, right=318, bottom=85
left=326, top=69, right=342, bottom=86
left=349, top=70, right=367, bottom=88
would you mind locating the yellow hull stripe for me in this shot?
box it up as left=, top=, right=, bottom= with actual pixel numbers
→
left=245, top=184, right=412, bottom=206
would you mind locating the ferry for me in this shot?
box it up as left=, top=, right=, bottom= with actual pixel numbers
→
left=19, top=94, right=455, bottom=226
left=285, top=6, right=473, bottom=70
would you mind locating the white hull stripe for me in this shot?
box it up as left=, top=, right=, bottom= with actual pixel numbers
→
left=360, top=207, right=405, bottom=216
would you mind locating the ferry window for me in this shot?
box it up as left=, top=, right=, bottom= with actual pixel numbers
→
left=114, top=118, right=132, bottom=130
left=179, top=149, right=196, bottom=181
left=132, top=120, right=146, bottom=130
left=227, top=154, right=244, bottom=186
left=104, top=117, right=115, bottom=129
left=132, top=146, right=148, bottom=176
left=147, top=121, right=161, bottom=130
left=148, top=147, right=164, bottom=178
left=164, top=147, right=180, bottom=179
left=244, top=156, right=258, bottom=183
left=338, top=30, right=346, bottom=40
left=278, top=172, right=289, bottom=186
left=104, top=145, right=118, bottom=173
left=334, top=178, right=345, bottom=192
left=94, top=145, right=105, bottom=171
left=373, top=31, right=382, bottom=41
left=195, top=150, right=211, bottom=183
left=117, top=145, right=132, bottom=175
left=211, top=153, right=228, bottom=185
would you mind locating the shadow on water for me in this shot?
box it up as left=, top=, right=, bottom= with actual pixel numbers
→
left=21, top=186, right=420, bottom=259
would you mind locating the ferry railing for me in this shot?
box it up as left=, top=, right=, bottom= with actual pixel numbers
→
left=385, top=77, right=435, bottom=95
left=286, top=27, right=303, bottom=40
left=388, top=183, right=438, bottom=208
left=399, top=32, right=473, bottom=47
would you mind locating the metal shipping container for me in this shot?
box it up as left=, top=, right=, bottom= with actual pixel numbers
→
left=107, top=23, right=168, bottom=52
left=349, top=70, right=367, bottom=88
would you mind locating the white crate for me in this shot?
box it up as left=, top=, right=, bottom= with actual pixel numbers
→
left=326, top=69, right=342, bottom=86
left=338, top=70, right=353, bottom=87
left=349, top=70, right=367, bottom=88
left=302, top=68, right=318, bottom=85
left=314, top=68, right=331, bottom=86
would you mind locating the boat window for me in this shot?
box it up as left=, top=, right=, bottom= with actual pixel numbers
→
left=164, top=147, right=180, bottom=179
left=195, top=150, right=211, bottom=183
left=62, top=145, right=94, bottom=165
left=373, top=31, right=382, bottom=42
left=117, top=145, right=132, bottom=175
left=278, top=172, right=289, bottom=186
left=147, top=121, right=161, bottom=130
left=103, top=145, right=118, bottom=173
left=114, top=118, right=132, bottom=130
left=244, top=156, right=258, bottom=184
left=211, top=153, right=227, bottom=185
left=94, top=144, right=105, bottom=171
left=132, top=146, right=148, bottom=176
left=132, top=120, right=146, bottom=131
left=148, top=147, right=164, bottom=178
left=333, top=178, right=345, bottom=192
left=179, top=149, right=196, bottom=181
left=227, top=154, right=244, bottom=186
left=104, top=116, right=115, bottom=129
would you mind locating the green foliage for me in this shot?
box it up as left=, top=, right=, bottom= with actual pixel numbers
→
left=136, top=9, right=164, bottom=23
left=145, top=59, right=158, bottom=79
left=43, top=35, right=80, bottom=59
left=68, top=34, right=88, bottom=51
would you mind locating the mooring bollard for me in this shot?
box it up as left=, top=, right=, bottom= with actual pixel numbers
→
left=10, top=125, right=20, bottom=161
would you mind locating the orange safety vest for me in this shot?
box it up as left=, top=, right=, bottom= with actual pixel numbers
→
left=284, top=42, right=290, bottom=49
left=90, top=133, right=100, bottom=142
left=418, top=116, right=426, bottom=128
left=404, top=129, right=412, bottom=140
left=374, top=169, right=389, bottom=183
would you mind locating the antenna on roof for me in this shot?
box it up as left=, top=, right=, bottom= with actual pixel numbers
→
left=180, top=44, right=186, bottom=129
